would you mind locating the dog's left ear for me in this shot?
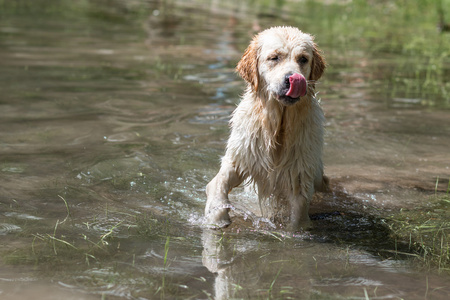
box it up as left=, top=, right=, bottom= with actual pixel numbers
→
left=310, top=44, right=326, bottom=81
left=236, top=38, right=259, bottom=91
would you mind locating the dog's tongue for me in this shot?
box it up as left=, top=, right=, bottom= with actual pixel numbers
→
left=286, top=73, right=307, bottom=98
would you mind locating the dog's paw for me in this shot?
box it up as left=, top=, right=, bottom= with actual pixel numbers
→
left=291, top=218, right=313, bottom=231
left=204, top=208, right=231, bottom=229
left=315, top=175, right=331, bottom=193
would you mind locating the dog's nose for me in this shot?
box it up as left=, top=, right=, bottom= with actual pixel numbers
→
left=284, top=74, right=292, bottom=88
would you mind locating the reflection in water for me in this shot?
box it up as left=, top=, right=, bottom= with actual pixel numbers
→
left=201, top=222, right=450, bottom=300
left=202, top=230, right=234, bottom=300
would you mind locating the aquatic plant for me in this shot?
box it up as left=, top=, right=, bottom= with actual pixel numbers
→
left=385, top=179, right=450, bottom=273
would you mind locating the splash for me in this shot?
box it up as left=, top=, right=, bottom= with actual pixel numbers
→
left=190, top=203, right=276, bottom=230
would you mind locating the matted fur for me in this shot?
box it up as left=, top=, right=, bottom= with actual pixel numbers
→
left=205, top=26, right=329, bottom=229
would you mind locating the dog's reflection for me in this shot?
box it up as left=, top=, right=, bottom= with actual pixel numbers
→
left=202, top=229, right=262, bottom=300
left=202, top=229, right=235, bottom=300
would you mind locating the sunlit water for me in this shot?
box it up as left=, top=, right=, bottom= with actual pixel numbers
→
left=1, top=1, right=449, bottom=299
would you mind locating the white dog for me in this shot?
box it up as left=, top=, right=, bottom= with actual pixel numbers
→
left=205, top=26, right=329, bottom=230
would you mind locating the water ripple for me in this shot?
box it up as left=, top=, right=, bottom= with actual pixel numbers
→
left=0, top=223, right=22, bottom=235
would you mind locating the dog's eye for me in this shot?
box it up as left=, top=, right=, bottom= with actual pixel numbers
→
left=268, top=55, right=279, bottom=61
left=299, top=56, right=308, bottom=64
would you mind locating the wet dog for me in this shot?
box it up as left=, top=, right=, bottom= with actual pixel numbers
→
left=205, top=26, right=329, bottom=230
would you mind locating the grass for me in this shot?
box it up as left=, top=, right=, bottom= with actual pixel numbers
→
left=2, top=204, right=187, bottom=298
left=4, top=202, right=165, bottom=267
left=384, top=179, right=450, bottom=273
left=155, top=236, right=171, bottom=298
left=268, top=266, right=283, bottom=298
left=289, top=0, right=450, bottom=108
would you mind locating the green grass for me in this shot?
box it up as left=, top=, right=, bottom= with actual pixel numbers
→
left=290, top=0, right=450, bottom=108
left=384, top=180, right=450, bottom=273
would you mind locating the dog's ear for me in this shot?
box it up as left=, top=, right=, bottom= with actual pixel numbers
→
left=236, top=39, right=259, bottom=91
left=310, top=44, right=326, bottom=81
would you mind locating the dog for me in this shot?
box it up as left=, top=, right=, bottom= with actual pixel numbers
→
left=205, top=26, right=329, bottom=230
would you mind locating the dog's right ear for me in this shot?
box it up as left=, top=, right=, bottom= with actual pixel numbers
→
left=310, top=43, right=326, bottom=82
left=236, top=39, right=259, bottom=91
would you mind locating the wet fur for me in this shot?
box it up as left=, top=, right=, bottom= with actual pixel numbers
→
left=205, top=26, right=329, bottom=229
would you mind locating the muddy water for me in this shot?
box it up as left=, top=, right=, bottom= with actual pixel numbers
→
left=1, top=1, right=449, bottom=299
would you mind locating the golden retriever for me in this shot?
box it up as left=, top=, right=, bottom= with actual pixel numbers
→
left=205, top=26, right=329, bottom=230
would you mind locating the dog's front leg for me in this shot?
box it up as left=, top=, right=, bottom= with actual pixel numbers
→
left=289, top=191, right=312, bottom=230
left=205, top=160, right=243, bottom=228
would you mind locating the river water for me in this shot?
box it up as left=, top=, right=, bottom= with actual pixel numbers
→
left=1, top=0, right=449, bottom=299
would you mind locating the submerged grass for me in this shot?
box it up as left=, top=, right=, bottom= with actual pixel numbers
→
left=2, top=206, right=192, bottom=297
left=384, top=179, right=450, bottom=273
left=155, top=236, right=171, bottom=298
left=3, top=204, right=166, bottom=267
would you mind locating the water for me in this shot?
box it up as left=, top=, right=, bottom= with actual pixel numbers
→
left=1, top=0, right=449, bottom=299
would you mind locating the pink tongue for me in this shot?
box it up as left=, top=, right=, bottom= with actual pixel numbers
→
left=286, top=73, right=307, bottom=98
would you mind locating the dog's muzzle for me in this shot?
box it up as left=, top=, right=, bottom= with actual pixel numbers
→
left=277, top=73, right=307, bottom=105
left=285, top=73, right=307, bottom=98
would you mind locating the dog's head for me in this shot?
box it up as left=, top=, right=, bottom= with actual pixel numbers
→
left=236, top=26, right=326, bottom=106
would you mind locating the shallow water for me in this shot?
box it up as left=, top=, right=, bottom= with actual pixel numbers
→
left=1, top=0, right=449, bottom=299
